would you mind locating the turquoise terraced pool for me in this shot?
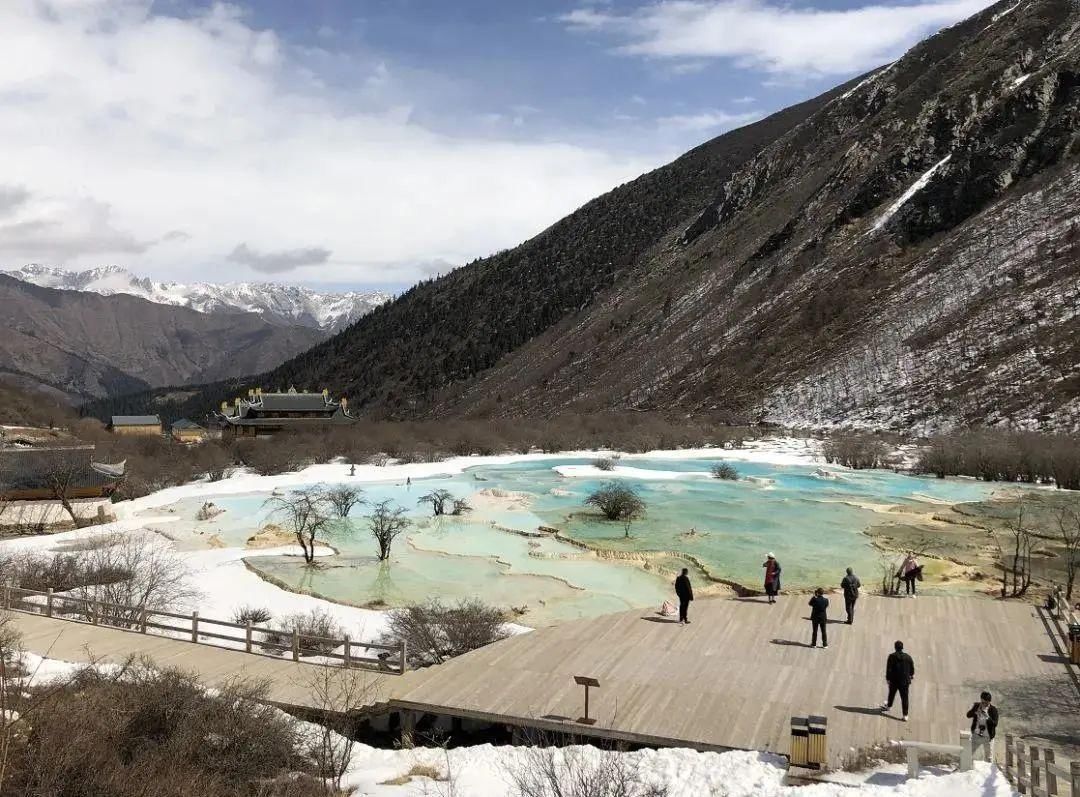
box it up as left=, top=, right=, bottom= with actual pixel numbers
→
left=145, top=457, right=999, bottom=625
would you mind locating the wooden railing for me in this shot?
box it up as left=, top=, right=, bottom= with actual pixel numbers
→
left=1, top=585, right=407, bottom=674
left=1004, top=735, right=1080, bottom=796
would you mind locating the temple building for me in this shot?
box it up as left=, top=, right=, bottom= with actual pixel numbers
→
left=110, top=415, right=163, bottom=437
left=170, top=418, right=206, bottom=444
left=213, top=387, right=355, bottom=438
left=0, top=445, right=126, bottom=529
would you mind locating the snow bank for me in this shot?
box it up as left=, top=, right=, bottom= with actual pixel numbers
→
left=343, top=744, right=1016, bottom=797
left=554, top=465, right=713, bottom=480
left=872, top=155, right=952, bottom=232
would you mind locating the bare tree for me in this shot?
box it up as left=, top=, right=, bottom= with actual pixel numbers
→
left=39, top=450, right=90, bottom=528
left=508, top=741, right=669, bottom=797
left=1056, top=504, right=1080, bottom=601
left=585, top=482, right=646, bottom=533
left=418, top=489, right=454, bottom=517
left=304, top=667, right=379, bottom=794
left=450, top=498, right=472, bottom=516
left=263, top=487, right=333, bottom=564
left=73, top=534, right=196, bottom=628
left=324, top=485, right=365, bottom=519
left=383, top=598, right=507, bottom=668
left=368, top=500, right=411, bottom=561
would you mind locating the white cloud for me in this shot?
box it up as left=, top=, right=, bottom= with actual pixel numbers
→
left=0, top=1, right=654, bottom=284
left=227, top=243, right=332, bottom=273
left=561, top=0, right=995, bottom=75
left=657, top=109, right=761, bottom=132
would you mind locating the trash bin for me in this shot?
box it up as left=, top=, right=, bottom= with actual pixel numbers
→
left=1069, top=623, right=1080, bottom=665
left=790, top=716, right=809, bottom=767
left=807, top=715, right=828, bottom=769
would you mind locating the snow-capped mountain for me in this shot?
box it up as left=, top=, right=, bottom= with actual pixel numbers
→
left=3, top=265, right=391, bottom=334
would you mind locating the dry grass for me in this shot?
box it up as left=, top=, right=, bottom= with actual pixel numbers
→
left=379, top=763, right=447, bottom=785
left=838, top=742, right=956, bottom=772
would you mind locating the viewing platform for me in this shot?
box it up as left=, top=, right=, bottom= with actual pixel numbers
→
left=10, top=594, right=1078, bottom=767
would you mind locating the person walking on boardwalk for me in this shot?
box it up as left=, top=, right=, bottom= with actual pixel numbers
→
left=898, top=552, right=920, bottom=596
left=841, top=567, right=861, bottom=624
left=966, top=691, right=999, bottom=762
left=881, top=640, right=915, bottom=721
left=762, top=553, right=781, bottom=604
left=808, top=588, right=829, bottom=648
left=674, top=568, right=694, bottom=625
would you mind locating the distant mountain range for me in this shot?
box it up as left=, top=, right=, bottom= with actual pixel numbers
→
left=78, top=0, right=1080, bottom=431
left=3, top=265, right=391, bottom=334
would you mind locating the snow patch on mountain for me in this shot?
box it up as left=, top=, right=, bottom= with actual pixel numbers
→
left=3, top=265, right=391, bottom=333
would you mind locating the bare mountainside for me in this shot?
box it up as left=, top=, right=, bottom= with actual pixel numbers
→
left=90, top=0, right=1079, bottom=431
left=0, top=276, right=322, bottom=402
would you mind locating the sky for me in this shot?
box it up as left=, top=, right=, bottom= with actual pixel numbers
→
left=0, top=0, right=995, bottom=293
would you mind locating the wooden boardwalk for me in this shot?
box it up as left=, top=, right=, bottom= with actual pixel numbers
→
left=10, top=595, right=1076, bottom=766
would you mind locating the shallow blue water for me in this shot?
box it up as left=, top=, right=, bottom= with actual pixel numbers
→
left=147, top=457, right=997, bottom=624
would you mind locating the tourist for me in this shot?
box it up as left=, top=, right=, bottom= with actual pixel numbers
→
left=898, top=552, right=920, bottom=596
left=881, top=640, right=915, bottom=721
left=762, top=553, right=781, bottom=604
left=841, top=567, right=861, bottom=624
left=675, top=568, right=694, bottom=625
left=808, top=588, right=829, bottom=648
left=966, top=691, right=998, bottom=762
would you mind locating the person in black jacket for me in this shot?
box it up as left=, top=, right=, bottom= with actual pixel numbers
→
left=674, top=568, right=694, bottom=624
left=840, top=567, right=861, bottom=624
left=808, top=588, right=829, bottom=648
left=880, top=640, right=915, bottom=720
left=966, top=691, right=999, bottom=762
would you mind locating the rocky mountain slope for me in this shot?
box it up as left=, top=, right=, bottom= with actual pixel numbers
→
left=3, top=265, right=390, bottom=333
left=92, top=0, right=1080, bottom=431
left=0, top=276, right=323, bottom=402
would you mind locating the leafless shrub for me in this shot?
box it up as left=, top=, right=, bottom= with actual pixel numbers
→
left=1056, top=503, right=1080, bottom=601
left=592, top=457, right=619, bottom=472
left=0, top=549, right=131, bottom=594
left=449, top=498, right=472, bottom=516
left=263, top=488, right=333, bottom=564
left=508, top=744, right=669, bottom=797
left=3, top=658, right=317, bottom=797
left=823, top=434, right=890, bottom=470
left=262, top=608, right=344, bottom=656
left=418, top=489, right=454, bottom=517
left=71, top=534, right=196, bottom=628
left=383, top=598, right=508, bottom=668
left=838, top=741, right=953, bottom=772
left=369, top=500, right=412, bottom=561
left=585, top=482, right=646, bottom=525
left=324, top=485, right=365, bottom=519
left=303, top=667, right=380, bottom=793
left=710, top=462, right=738, bottom=480
left=232, top=605, right=273, bottom=625
left=914, top=430, right=1080, bottom=489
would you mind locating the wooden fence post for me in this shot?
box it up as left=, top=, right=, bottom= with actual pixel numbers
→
left=1045, top=749, right=1057, bottom=796
left=46, top=588, right=53, bottom=618
left=1031, top=747, right=1041, bottom=794
left=292, top=626, right=300, bottom=662
left=1005, top=735, right=1014, bottom=779
left=1017, top=741, right=1027, bottom=795
left=191, top=611, right=199, bottom=643
left=343, top=635, right=351, bottom=668
left=91, top=600, right=99, bottom=625
left=245, top=621, right=253, bottom=654
left=140, top=609, right=147, bottom=633
left=399, top=639, right=408, bottom=674
left=1070, top=761, right=1080, bottom=797
left=906, top=747, right=919, bottom=780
